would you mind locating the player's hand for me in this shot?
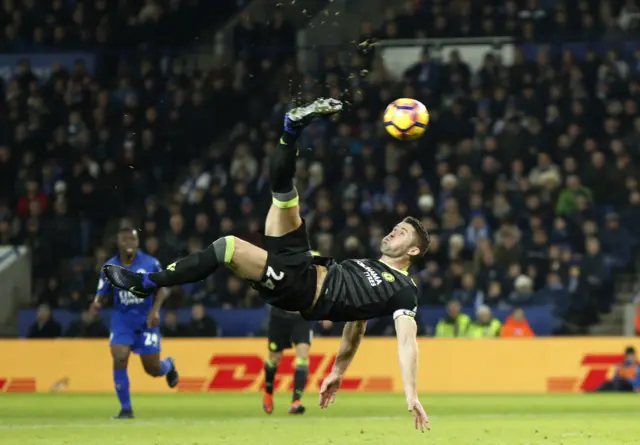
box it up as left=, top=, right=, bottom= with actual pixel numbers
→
left=319, top=371, right=342, bottom=408
left=91, top=296, right=104, bottom=312
left=320, top=320, right=333, bottom=330
left=147, top=310, right=160, bottom=328
left=407, top=398, right=430, bottom=432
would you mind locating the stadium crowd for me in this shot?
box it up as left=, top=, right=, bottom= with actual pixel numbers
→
left=3, top=0, right=640, bottom=338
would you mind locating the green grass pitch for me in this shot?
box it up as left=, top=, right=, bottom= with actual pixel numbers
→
left=1, top=393, right=639, bottom=444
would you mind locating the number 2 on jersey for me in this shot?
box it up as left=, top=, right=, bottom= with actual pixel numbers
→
left=266, top=266, right=284, bottom=281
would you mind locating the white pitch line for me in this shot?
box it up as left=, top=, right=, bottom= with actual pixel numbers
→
left=0, top=411, right=634, bottom=431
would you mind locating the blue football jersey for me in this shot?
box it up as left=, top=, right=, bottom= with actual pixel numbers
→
left=97, top=250, right=162, bottom=330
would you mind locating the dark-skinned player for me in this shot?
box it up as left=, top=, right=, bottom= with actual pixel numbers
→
left=92, top=227, right=179, bottom=419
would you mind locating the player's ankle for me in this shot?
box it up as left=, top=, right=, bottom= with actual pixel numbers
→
left=280, top=130, right=299, bottom=145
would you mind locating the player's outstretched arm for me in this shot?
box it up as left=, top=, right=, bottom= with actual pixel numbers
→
left=148, top=288, right=169, bottom=328
left=319, top=320, right=366, bottom=408
left=395, top=316, right=430, bottom=432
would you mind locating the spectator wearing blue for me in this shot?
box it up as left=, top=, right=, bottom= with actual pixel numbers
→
left=465, top=214, right=490, bottom=250
left=595, top=347, right=640, bottom=392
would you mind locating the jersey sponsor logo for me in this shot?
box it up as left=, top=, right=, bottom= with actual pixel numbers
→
left=355, top=260, right=382, bottom=287
left=118, top=290, right=146, bottom=305
left=115, top=269, right=148, bottom=304
left=174, top=353, right=392, bottom=392
left=381, top=272, right=395, bottom=282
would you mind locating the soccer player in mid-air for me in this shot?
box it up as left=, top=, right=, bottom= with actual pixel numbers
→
left=93, top=227, right=179, bottom=419
left=104, top=98, right=431, bottom=432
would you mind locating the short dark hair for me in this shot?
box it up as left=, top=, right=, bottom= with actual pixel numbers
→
left=403, top=216, right=431, bottom=256
left=117, top=227, right=138, bottom=238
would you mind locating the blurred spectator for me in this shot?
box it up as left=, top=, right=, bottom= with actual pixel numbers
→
left=500, top=308, right=535, bottom=338
left=27, top=304, right=61, bottom=338
left=64, top=307, right=109, bottom=338
left=160, top=310, right=188, bottom=337
left=595, top=346, right=640, bottom=392
left=556, top=176, right=593, bottom=216
left=466, top=305, right=501, bottom=338
left=38, top=277, right=62, bottom=308
left=185, top=303, right=219, bottom=337
left=580, top=237, right=608, bottom=313
left=600, top=212, right=632, bottom=270
left=508, top=275, right=535, bottom=307
left=435, top=301, right=470, bottom=338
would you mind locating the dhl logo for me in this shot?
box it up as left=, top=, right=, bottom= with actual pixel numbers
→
left=547, top=354, right=625, bottom=393
left=0, top=377, right=36, bottom=393
left=178, top=354, right=393, bottom=392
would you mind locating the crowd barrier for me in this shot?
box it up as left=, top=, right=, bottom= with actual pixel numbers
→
left=17, top=305, right=556, bottom=336
left=0, top=338, right=637, bottom=394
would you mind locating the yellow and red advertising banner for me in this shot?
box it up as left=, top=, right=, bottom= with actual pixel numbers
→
left=0, top=338, right=638, bottom=394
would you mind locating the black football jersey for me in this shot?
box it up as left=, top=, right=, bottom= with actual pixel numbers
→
left=303, top=258, right=418, bottom=322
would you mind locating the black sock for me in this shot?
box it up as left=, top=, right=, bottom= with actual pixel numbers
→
left=269, top=134, right=299, bottom=194
left=148, top=236, right=232, bottom=287
left=293, top=364, right=309, bottom=402
left=264, top=360, right=277, bottom=395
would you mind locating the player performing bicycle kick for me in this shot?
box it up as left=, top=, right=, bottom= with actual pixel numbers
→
left=103, top=98, right=431, bottom=432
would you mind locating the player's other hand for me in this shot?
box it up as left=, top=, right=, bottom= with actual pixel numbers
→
left=407, top=398, right=430, bottom=432
left=91, top=296, right=105, bottom=312
left=320, top=320, right=333, bottom=330
left=319, top=371, right=342, bottom=408
left=147, top=310, right=160, bottom=328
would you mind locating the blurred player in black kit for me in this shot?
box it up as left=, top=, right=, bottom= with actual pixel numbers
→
left=263, top=307, right=312, bottom=415
left=262, top=250, right=322, bottom=415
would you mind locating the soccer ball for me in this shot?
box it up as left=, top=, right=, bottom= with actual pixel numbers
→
left=383, top=98, right=429, bottom=140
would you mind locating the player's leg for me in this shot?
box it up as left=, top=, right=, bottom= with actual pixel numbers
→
left=263, top=349, right=283, bottom=414
left=139, top=353, right=179, bottom=386
left=290, top=343, right=310, bottom=414
left=289, top=321, right=313, bottom=414
left=102, top=100, right=341, bottom=296
left=103, top=237, right=268, bottom=294
left=110, top=342, right=134, bottom=419
left=265, top=98, right=343, bottom=238
left=263, top=316, right=290, bottom=414
left=134, top=327, right=179, bottom=388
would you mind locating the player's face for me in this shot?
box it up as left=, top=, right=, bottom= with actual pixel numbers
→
left=118, top=230, right=139, bottom=256
left=380, top=222, right=420, bottom=258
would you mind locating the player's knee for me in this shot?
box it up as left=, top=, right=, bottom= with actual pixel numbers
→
left=295, top=344, right=310, bottom=361
left=268, top=351, right=283, bottom=366
left=212, top=235, right=237, bottom=266
left=112, top=355, right=128, bottom=370
left=142, top=362, right=162, bottom=377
